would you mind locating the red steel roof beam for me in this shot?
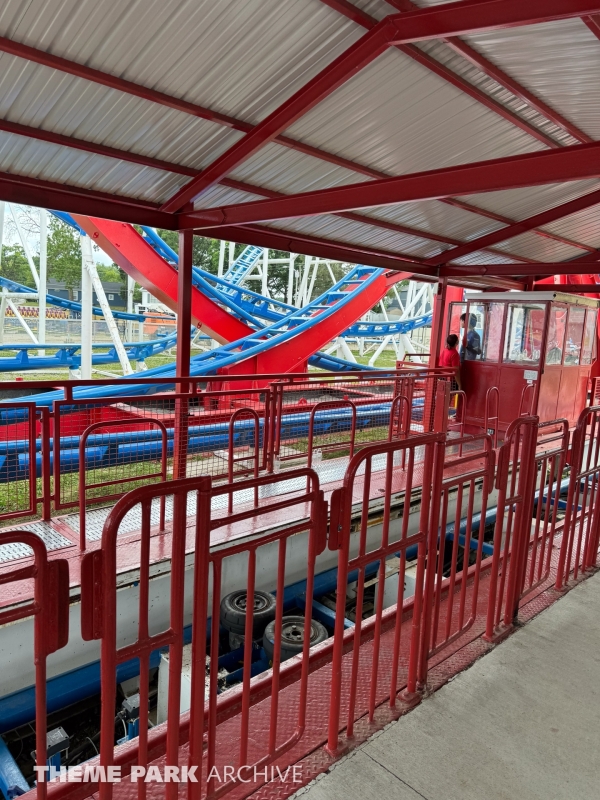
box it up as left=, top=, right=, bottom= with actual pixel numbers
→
left=383, top=0, right=592, bottom=144
left=442, top=197, right=597, bottom=253
left=0, top=117, right=539, bottom=263
left=181, top=141, right=600, bottom=229
left=321, top=0, right=562, bottom=148
left=439, top=262, right=600, bottom=277
left=0, top=170, right=173, bottom=229
left=162, top=0, right=600, bottom=213
left=426, top=188, right=600, bottom=266
left=159, top=18, right=395, bottom=212
left=582, top=14, right=600, bottom=38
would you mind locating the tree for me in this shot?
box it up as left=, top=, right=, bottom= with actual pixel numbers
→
left=155, top=230, right=222, bottom=274
left=0, top=244, right=34, bottom=285
left=47, top=218, right=81, bottom=298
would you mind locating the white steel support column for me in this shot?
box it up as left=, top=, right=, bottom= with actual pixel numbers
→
left=228, top=241, right=235, bottom=267
left=286, top=254, right=296, bottom=306
left=7, top=299, right=38, bottom=344
left=38, top=210, right=47, bottom=357
left=262, top=248, right=269, bottom=296
left=126, top=275, right=135, bottom=341
left=218, top=240, right=226, bottom=278
left=79, top=234, right=93, bottom=380
left=81, top=234, right=132, bottom=376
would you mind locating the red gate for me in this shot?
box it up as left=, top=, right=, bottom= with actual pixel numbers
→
left=556, top=405, right=600, bottom=587
left=326, top=430, right=445, bottom=753
left=0, top=531, right=70, bottom=798
left=80, top=468, right=327, bottom=800
left=485, top=416, right=539, bottom=640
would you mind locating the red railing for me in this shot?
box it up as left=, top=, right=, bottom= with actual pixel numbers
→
left=485, top=416, right=539, bottom=640
left=79, top=468, right=327, bottom=800
left=556, top=405, right=600, bottom=588
left=78, top=417, right=168, bottom=549
left=326, top=429, right=445, bottom=753
left=420, top=433, right=495, bottom=675
left=8, top=395, right=600, bottom=800
left=484, top=386, right=500, bottom=448
left=0, top=530, right=70, bottom=799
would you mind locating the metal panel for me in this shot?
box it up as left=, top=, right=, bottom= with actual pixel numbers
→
left=542, top=204, right=600, bottom=252
left=491, top=231, right=585, bottom=263
left=285, top=48, right=545, bottom=178
left=0, top=130, right=185, bottom=204
left=0, top=0, right=365, bottom=123
left=459, top=180, right=600, bottom=222
left=266, top=213, right=442, bottom=260
left=0, top=521, right=72, bottom=563
left=464, top=19, right=600, bottom=141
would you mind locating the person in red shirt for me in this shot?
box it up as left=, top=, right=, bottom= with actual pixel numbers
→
left=439, top=333, right=461, bottom=390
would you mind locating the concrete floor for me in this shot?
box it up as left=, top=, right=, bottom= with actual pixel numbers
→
left=293, top=572, right=600, bottom=800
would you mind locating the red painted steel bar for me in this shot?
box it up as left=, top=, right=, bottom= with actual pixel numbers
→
left=428, top=188, right=600, bottom=267
left=78, top=418, right=168, bottom=550
left=173, top=229, right=193, bottom=480
left=0, top=531, right=69, bottom=800
left=227, top=408, right=261, bottom=512
left=419, top=433, right=495, bottom=684
left=182, top=141, right=600, bottom=229
left=485, top=416, right=538, bottom=640
left=165, top=0, right=600, bottom=211
left=484, top=386, right=500, bottom=449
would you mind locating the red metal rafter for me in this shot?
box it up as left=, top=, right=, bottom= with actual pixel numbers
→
left=162, top=0, right=600, bottom=212
left=159, top=17, right=395, bottom=212
left=384, top=0, right=591, bottom=143
left=0, top=170, right=173, bottom=229
left=199, top=223, right=437, bottom=273
left=442, top=197, right=597, bottom=252
left=199, top=224, right=527, bottom=289
left=0, top=119, right=526, bottom=265
left=180, top=141, right=600, bottom=229
left=582, top=14, right=600, bottom=38
left=439, top=262, right=600, bottom=277
left=321, top=0, right=562, bottom=149
left=0, top=118, right=536, bottom=264
left=427, top=188, right=600, bottom=266
left=0, top=19, right=593, bottom=253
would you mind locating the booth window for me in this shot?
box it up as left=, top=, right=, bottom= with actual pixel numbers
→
left=483, top=303, right=504, bottom=361
left=580, top=309, right=597, bottom=366
left=545, top=305, right=567, bottom=365
left=503, top=304, right=545, bottom=364
left=564, top=307, right=586, bottom=365
left=448, top=303, right=466, bottom=338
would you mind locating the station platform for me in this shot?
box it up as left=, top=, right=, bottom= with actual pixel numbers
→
left=293, top=570, right=600, bottom=800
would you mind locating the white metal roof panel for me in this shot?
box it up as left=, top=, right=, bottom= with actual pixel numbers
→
left=542, top=205, right=600, bottom=252
left=285, top=48, right=545, bottom=179
left=463, top=19, right=600, bottom=141
left=0, top=0, right=366, bottom=124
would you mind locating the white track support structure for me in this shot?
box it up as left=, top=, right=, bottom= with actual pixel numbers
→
left=261, top=248, right=269, bottom=296
left=38, top=209, right=47, bottom=357
left=7, top=298, right=38, bottom=344
left=10, top=205, right=39, bottom=290
left=79, top=235, right=93, bottom=379
left=80, top=234, right=133, bottom=376
left=218, top=240, right=226, bottom=278
left=126, top=275, right=135, bottom=342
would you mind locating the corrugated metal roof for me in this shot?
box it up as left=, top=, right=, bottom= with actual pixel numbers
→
left=0, top=0, right=597, bottom=275
left=286, top=48, right=544, bottom=178
left=0, top=0, right=365, bottom=123
left=464, top=19, right=600, bottom=141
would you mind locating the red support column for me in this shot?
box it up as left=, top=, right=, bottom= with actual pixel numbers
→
left=173, top=228, right=193, bottom=480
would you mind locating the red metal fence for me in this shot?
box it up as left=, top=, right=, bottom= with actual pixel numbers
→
left=4, top=384, right=600, bottom=800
